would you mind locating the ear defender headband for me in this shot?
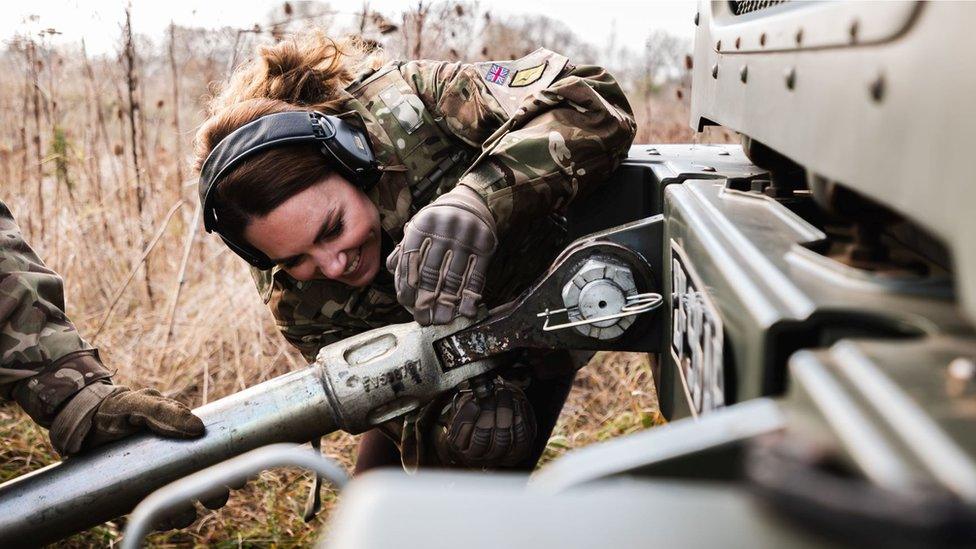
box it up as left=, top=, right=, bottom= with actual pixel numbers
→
left=198, top=111, right=380, bottom=270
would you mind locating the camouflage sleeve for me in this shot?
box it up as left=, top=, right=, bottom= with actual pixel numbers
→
left=399, top=48, right=637, bottom=236
left=0, top=200, right=111, bottom=427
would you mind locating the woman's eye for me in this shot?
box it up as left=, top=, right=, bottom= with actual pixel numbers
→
left=323, top=219, right=344, bottom=240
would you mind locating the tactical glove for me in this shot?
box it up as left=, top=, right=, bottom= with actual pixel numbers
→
left=435, top=380, right=537, bottom=468
left=50, top=383, right=205, bottom=457
left=386, top=185, right=497, bottom=326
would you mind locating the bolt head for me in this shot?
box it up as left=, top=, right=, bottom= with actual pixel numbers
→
left=711, top=64, right=719, bottom=79
left=739, top=65, right=748, bottom=83
left=785, top=67, right=797, bottom=90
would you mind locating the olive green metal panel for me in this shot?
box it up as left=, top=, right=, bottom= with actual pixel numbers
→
left=788, top=337, right=976, bottom=503
left=663, top=176, right=967, bottom=417
left=690, top=1, right=976, bottom=324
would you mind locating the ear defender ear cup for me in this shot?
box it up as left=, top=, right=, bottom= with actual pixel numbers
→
left=198, top=111, right=380, bottom=269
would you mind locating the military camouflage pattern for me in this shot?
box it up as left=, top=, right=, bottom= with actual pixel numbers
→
left=244, top=49, right=636, bottom=466
left=0, top=200, right=111, bottom=428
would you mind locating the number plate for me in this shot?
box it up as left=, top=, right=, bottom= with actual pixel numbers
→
left=670, top=241, right=725, bottom=414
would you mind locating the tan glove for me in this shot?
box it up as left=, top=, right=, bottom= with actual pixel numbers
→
left=50, top=383, right=205, bottom=457
left=386, top=185, right=497, bottom=326
left=434, top=380, right=537, bottom=468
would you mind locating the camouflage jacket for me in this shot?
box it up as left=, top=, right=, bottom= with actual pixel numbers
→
left=245, top=49, right=636, bottom=469
left=0, top=200, right=111, bottom=428
left=252, top=49, right=637, bottom=362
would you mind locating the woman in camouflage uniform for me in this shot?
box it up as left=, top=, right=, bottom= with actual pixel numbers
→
left=194, top=31, right=636, bottom=472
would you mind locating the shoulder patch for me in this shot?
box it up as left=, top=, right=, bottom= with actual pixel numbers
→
left=474, top=49, right=569, bottom=117
left=509, top=61, right=547, bottom=87
left=484, top=63, right=510, bottom=85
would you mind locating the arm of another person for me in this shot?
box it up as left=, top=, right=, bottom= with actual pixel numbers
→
left=0, top=200, right=202, bottom=455
left=0, top=200, right=112, bottom=426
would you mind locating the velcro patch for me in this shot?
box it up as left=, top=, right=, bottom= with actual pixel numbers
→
left=509, top=61, right=547, bottom=87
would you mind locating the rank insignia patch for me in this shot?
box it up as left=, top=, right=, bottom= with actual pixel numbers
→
left=485, top=63, right=510, bottom=85
left=509, top=61, right=548, bottom=87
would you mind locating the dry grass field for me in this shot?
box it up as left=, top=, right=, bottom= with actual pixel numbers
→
left=0, top=3, right=735, bottom=546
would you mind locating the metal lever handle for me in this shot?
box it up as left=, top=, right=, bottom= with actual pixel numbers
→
left=122, top=444, right=349, bottom=549
left=536, top=292, right=663, bottom=332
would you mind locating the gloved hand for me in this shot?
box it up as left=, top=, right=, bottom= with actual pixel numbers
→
left=386, top=185, right=497, bottom=326
left=50, top=382, right=205, bottom=457
left=435, top=380, right=537, bottom=468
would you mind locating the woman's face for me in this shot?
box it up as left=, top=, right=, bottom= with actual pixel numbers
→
left=244, top=174, right=382, bottom=286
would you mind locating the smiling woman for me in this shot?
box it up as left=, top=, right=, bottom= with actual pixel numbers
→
left=193, top=29, right=636, bottom=472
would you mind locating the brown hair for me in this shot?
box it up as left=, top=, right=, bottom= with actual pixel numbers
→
left=193, top=31, right=386, bottom=242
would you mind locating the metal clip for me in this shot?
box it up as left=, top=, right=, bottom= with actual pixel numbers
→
left=536, top=292, right=663, bottom=332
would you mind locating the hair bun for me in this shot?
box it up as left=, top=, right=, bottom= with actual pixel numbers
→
left=202, top=30, right=384, bottom=133
left=257, top=32, right=350, bottom=106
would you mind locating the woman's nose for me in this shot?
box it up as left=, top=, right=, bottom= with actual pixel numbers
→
left=313, top=248, right=347, bottom=280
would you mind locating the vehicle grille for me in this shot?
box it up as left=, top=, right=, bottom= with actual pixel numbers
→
left=729, top=0, right=789, bottom=16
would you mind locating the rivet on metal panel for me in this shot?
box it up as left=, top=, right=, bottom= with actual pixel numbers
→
left=760, top=33, right=767, bottom=47
left=849, top=20, right=860, bottom=44
left=735, top=37, right=741, bottom=49
left=785, top=67, right=796, bottom=90
left=694, top=12, right=699, bottom=26
left=646, top=148, right=660, bottom=155
left=711, top=64, right=719, bottom=79
left=739, top=65, right=748, bottom=84
left=716, top=40, right=722, bottom=51
left=869, top=73, right=885, bottom=103
left=718, top=150, right=731, bottom=156
left=795, top=28, right=804, bottom=46
left=700, top=166, right=717, bottom=172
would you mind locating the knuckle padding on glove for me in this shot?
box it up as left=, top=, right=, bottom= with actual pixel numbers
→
left=387, top=186, right=497, bottom=325
left=443, top=383, right=537, bottom=467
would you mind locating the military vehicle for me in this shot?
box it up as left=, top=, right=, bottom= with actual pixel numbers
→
left=1, top=1, right=974, bottom=546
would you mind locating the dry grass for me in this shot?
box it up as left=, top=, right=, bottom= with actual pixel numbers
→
left=0, top=6, right=738, bottom=546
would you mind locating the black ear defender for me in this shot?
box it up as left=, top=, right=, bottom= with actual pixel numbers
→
left=198, top=111, right=381, bottom=270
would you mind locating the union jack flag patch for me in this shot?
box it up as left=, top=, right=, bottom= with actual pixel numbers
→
left=484, top=63, right=510, bottom=85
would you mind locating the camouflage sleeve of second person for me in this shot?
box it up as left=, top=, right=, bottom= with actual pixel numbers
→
left=399, top=49, right=638, bottom=236
left=0, top=200, right=112, bottom=427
